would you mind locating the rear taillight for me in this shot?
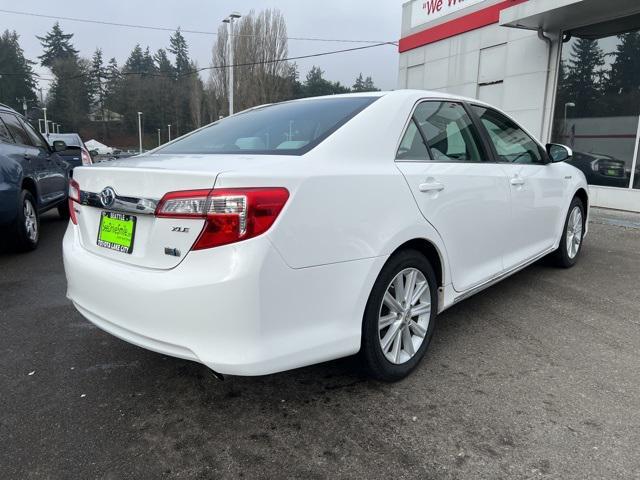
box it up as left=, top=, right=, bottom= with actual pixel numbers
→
left=81, top=148, right=92, bottom=166
left=156, top=188, right=289, bottom=250
left=68, top=179, right=80, bottom=225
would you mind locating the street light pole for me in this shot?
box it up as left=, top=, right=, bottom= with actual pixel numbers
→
left=43, top=107, right=49, bottom=135
left=224, top=12, right=241, bottom=116
left=564, top=102, right=576, bottom=144
left=158, top=128, right=161, bottom=147
left=137, top=111, right=143, bottom=154
left=167, top=124, right=172, bottom=142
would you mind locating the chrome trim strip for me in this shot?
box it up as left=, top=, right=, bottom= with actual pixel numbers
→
left=79, top=190, right=159, bottom=215
left=452, top=246, right=556, bottom=304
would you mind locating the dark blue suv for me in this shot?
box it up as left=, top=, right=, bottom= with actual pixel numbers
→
left=0, top=104, right=71, bottom=251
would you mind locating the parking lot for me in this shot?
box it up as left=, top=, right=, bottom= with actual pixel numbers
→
left=1, top=210, right=639, bottom=479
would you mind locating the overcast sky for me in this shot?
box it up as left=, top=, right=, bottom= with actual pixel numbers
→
left=2, top=1, right=406, bottom=93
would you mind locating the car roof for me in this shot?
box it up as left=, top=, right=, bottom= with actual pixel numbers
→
left=278, top=89, right=494, bottom=109
left=0, top=103, right=20, bottom=114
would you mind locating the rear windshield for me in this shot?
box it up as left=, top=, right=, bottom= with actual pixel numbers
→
left=156, top=97, right=378, bottom=156
left=47, top=134, right=82, bottom=147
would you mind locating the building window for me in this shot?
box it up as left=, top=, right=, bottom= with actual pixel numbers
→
left=552, top=30, right=640, bottom=190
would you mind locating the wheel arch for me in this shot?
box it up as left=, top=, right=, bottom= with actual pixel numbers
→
left=574, top=187, right=589, bottom=211
left=389, top=238, right=445, bottom=290
left=21, top=177, right=39, bottom=206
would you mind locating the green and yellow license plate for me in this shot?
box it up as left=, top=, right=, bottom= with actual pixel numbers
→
left=97, top=211, right=137, bottom=254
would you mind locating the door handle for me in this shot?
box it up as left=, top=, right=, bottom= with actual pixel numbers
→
left=510, top=176, right=525, bottom=186
left=419, top=181, right=445, bottom=193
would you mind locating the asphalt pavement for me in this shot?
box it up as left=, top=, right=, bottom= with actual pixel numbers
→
left=1, top=209, right=639, bottom=479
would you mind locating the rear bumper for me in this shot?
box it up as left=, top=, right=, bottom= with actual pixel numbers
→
left=63, top=223, right=386, bottom=375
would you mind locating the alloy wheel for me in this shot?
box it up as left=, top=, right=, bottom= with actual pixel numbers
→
left=378, top=268, right=431, bottom=365
left=566, top=206, right=583, bottom=259
left=24, top=199, right=38, bottom=243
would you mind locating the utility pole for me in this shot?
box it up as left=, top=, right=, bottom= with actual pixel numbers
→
left=43, top=107, right=49, bottom=135
left=223, top=12, right=241, bottom=116
left=17, top=97, right=28, bottom=116
left=138, top=112, right=143, bottom=154
left=167, top=124, right=172, bottom=142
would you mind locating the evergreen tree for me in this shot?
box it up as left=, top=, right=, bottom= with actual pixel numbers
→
left=604, top=32, right=640, bottom=116
left=154, top=49, right=174, bottom=76
left=88, top=48, right=109, bottom=135
left=168, top=29, right=192, bottom=135
left=37, top=23, right=90, bottom=131
left=46, top=57, right=91, bottom=131
left=37, top=22, right=79, bottom=69
left=607, top=32, right=640, bottom=95
left=564, top=38, right=606, bottom=117
left=104, top=57, right=121, bottom=112
left=352, top=73, right=379, bottom=92
left=302, top=66, right=351, bottom=97
left=154, top=49, right=175, bottom=130
left=123, top=44, right=145, bottom=73
left=0, top=30, right=37, bottom=111
left=168, top=29, right=190, bottom=75
left=285, top=63, right=303, bottom=99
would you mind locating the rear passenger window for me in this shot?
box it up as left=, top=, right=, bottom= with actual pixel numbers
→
left=396, top=119, right=430, bottom=160
left=20, top=118, right=48, bottom=149
left=413, top=102, right=484, bottom=162
left=0, top=113, right=33, bottom=146
left=0, top=118, right=14, bottom=143
left=471, top=106, right=545, bottom=164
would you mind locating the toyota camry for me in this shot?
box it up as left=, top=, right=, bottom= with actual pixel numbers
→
left=63, top=90, right=588, bottom=381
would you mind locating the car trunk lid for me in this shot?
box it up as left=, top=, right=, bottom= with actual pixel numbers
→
left=70, top=154, right=288, bottom=269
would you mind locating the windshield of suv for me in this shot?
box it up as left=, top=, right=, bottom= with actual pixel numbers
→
left=155, top=96, right=378, bottom=156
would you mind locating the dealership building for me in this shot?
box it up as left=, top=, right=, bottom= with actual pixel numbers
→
left=399, top=0, right=640, bottom=212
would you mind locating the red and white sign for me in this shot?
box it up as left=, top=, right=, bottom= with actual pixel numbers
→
left=411, top=0, right=487, bottom=28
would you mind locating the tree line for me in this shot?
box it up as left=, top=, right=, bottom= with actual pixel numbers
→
left=555, top=32, right=640, bottom=120
left=0, top=9, right=379, bottom=148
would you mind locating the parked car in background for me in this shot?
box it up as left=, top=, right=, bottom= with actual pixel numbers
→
left=64, top=91, right=589, bottom=381
left=84, top=139, right=114, bottom=156
left=46, top=133, right=92, bottom=169
left=0, top=103, right=71, bottom=251
left=567, top=151, right=629, bottom=188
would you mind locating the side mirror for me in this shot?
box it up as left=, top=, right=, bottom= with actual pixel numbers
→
left=52, top=140, right=67, bottom=152
left=546, top=143, right=572, bottom=163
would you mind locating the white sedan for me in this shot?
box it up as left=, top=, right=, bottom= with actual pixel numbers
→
left=63, top=90, right=588, bottom=381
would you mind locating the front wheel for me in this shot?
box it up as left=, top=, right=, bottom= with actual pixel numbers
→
left=360, top=250, right=438, bottom=382
left=551, top=197, right=585, bottom=268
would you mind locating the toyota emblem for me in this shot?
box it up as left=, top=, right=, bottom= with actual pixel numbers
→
left=99, top=187, right=116, bottom=208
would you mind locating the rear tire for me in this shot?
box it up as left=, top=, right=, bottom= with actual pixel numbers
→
left=551, top=197, right=585, bottom=268
left=12, top=190, right=39, bottom=252
left=360, top=250, right=438, bottom=382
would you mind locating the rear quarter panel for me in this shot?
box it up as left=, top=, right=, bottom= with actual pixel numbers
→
left=214, top=93, right=451, bottom=280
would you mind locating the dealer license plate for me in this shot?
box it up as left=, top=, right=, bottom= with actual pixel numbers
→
left=97, top=211, right=136, bottom=254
